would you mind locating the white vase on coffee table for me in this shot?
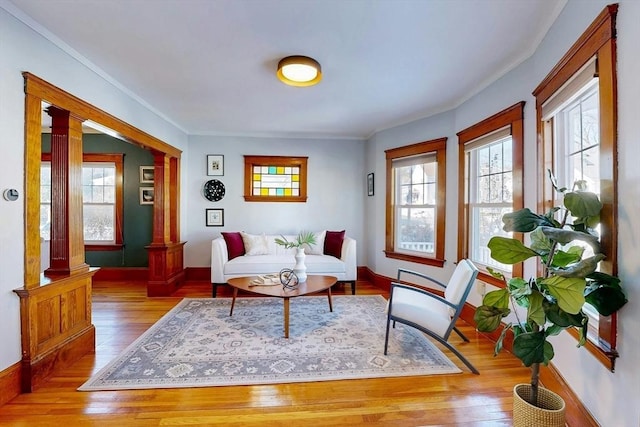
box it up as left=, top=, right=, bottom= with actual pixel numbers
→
left=293, top=247, right=307, bottom=282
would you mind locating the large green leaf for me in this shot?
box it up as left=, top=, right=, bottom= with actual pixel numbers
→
left=502, top=208, right=555, bottom=232
left=586, top=271, right=621, bottom=289
left=564, top=191, right=602, bottom=218
left=551, top=246, right=584, bottom=268
left=474, top=305, right=510, bottom=332
left=539, top=226, right=600, bottom=253
left=529, top=227, right=552, bottom=255
left=543, top=340, right=555, bottom=366
left=488, top=237, right=538, bottom=264
left=527, top=291, right=546, bottom=327
left=584, top=272, right=626, bottom=315
left=543, top=299, right=586, bottom=327
left=483, top=288, right=510, bottom=309
left=513, top=331, right=546, bottom=366
left=540, top=275, right=586, bottom=314
left=585, top=286, right=628, bottom=316
left=545, top=324, right=565, bottom=337
left=572, top=213, right=601, bottom=232
left=549, top=254, right=604, bottom=278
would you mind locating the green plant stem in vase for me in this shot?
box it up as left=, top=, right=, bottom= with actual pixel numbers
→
left=473, top=173, right=627, bottom=407
left=274, top=231, right=317, bottom=251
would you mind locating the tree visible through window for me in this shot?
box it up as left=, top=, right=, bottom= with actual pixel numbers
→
left=468, top=135, right=513, bottom=272
left=394, top=154, right=437, bottom=255
left=385, top=138, right=446, bottom=267
left=457, top=102, right=525, bottom=286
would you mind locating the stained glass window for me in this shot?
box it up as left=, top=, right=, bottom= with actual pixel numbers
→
left=244, top=156, right=307, bottom=202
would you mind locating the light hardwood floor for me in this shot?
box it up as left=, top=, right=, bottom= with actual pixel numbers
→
left=0, top=280, right=531, bottom=426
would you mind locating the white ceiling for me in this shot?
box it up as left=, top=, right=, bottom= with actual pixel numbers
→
left=7, top=0, right=567, bottom=140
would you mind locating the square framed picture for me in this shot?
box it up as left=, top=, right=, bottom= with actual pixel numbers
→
left=207, top=154, right=224, bottom=176
left=140, top=166, right=155, bottom=183
left=367, top=172, right=374, bottom=196
left=140, top=187, right=154, bottom=205
left=206, top=208, right=224, bottom=227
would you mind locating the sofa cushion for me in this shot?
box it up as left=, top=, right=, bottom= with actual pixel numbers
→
left=222, top=232, right=245, bottom=260
left=324, top=230, right=345, bottom=258
left=241, top=232, right=269, bottom=255
left=305, top=230, right=326, bottom=255
left=224, top=254, right=346, bottom=276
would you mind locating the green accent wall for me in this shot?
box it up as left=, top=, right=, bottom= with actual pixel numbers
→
left=42, top=133, right=154, bottom=267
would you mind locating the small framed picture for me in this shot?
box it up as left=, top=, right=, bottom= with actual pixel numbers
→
left=206, top=208, right=224, bottom=227
left=367, top=172, right=374, bottom=196
left=207, top=155, right=224, bottom=176
left=140, top=166, right=155, bottom=183
left=140, top=187, right=154, bottom=205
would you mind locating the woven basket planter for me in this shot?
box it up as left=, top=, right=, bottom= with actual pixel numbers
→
left=513, top=384, right=566, bottom=427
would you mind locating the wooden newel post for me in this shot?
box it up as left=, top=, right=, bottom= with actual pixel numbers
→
left=145, top=152, right=185, bottom=296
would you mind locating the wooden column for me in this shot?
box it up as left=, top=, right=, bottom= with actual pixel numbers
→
left=18, top=88, right=96, bottom=392
left=146, top=152, right=185, bottom=296
left=44, top=106, right=88, bottom=276
left=24, top=93, right=43, bottom=289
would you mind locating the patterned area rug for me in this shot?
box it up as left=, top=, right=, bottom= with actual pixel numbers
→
left=79, top=295, right=460, bottom=390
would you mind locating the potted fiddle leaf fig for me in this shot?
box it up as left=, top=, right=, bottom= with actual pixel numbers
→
left=473, top=173, right=627, bottom=426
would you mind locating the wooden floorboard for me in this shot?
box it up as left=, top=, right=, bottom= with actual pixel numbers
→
left=0, top=279, right=532, bottom=426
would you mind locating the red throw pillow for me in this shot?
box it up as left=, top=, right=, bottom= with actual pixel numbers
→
left=324, top=230, right=345, bottom=259
left=221, top=232, right=245, bottom=260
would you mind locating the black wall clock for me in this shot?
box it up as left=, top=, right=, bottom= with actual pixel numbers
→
left=203, top=179, right=225, bottom=201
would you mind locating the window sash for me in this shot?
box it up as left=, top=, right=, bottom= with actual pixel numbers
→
left=467, top=136, right=514, bottom=272
left=385, top=138, right=447, bottom=267
left=392, top=154, right=437, bottom=256
left=41, top=154, right=123, bottom=247
left=457, top=101, right=525, bottom=288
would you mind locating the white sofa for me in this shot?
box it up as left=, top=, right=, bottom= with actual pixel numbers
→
left=211, top=233, right=357, bottom=297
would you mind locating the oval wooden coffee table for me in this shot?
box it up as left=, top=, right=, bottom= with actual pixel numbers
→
left=227, top=275, right=337, bottom=338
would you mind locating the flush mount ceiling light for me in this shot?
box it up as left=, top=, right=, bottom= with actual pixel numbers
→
left=277, top=55, right=322, bottom=87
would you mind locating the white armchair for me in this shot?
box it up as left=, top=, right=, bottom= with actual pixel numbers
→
left=384, top=259, right=480, bottom=374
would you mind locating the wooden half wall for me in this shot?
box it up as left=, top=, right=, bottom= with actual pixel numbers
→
left=16, top=73, right=185, bottom=392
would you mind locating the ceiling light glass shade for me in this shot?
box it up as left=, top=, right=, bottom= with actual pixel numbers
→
left=277, top=56, right=322, bottom=87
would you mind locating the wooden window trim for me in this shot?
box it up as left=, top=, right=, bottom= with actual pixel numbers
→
left=456, top=102, right=525, bottom=287
left=42, top=152, right=124, bottom=249
left=243, top=155, right=308, bottom=202
left=384, top=138, right=447, bottom=267
left=532, top=4, right=619, bottom=371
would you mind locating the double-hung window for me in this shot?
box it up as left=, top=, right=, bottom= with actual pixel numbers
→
left=533, top=5, right=618, bottom=369
left=457, top=103, right=525, bottom=285
left=467, top=131, right=513, bottom=272
left=385, top=138, right=446, bottom=267
left=544, top=67, right=601, bottom=343
left=543, top=61, right=600, bottom=195
left=41, top=153, right=124, bottom=250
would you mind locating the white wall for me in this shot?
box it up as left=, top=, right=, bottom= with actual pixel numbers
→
left=184, top=135, right=366, bottom=268
left=364, top=1, right=640, bottom=425
left=365, top=110, right=460, bottom=284
left=0, top=6, right=188, bottom=371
